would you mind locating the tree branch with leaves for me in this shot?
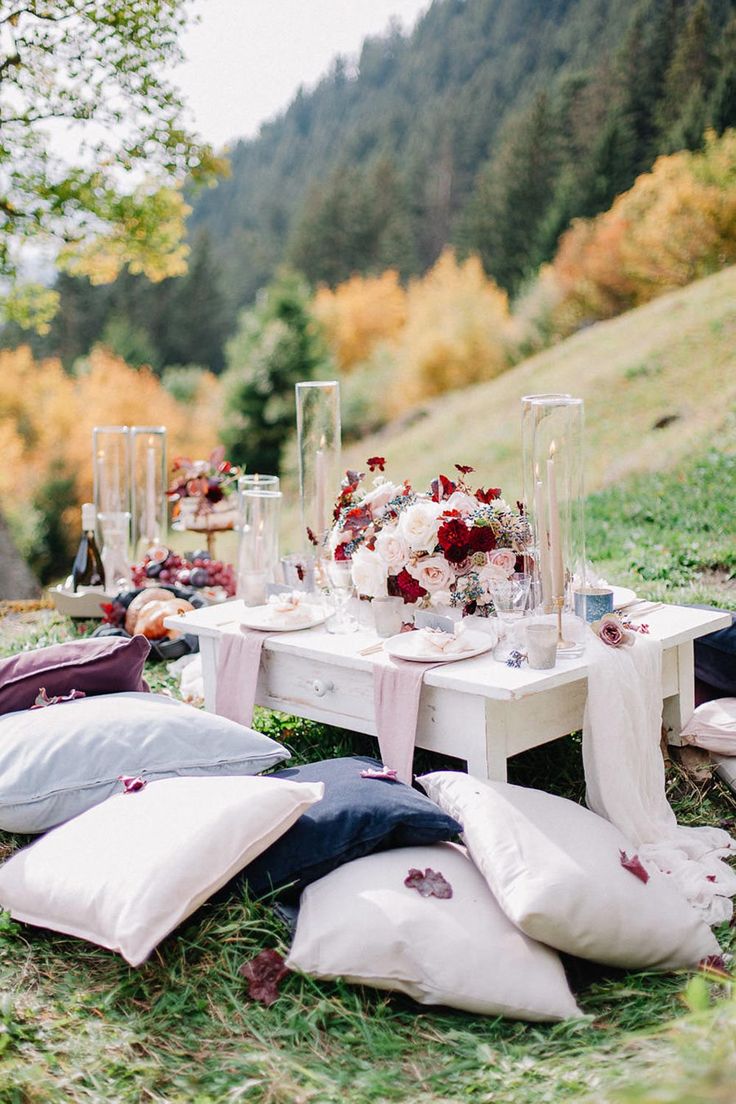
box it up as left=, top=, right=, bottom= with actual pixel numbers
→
left=0, top=0, right=225, bottom=330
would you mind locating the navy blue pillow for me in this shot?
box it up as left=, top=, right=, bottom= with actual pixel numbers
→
left=243, top=756, right=462, bottom=900
left=693, top=610, right=736, bottom=696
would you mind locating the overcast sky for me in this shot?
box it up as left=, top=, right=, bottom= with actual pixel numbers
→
left=176, top=0, right=430, bottom=150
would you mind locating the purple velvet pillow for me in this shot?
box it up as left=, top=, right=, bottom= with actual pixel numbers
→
left=0, top=635, right=151, bottom=715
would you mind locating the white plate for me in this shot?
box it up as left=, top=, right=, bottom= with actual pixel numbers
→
left=611, top=586, right=637, bottom=609
left=383, top=629, right=494, bottom=664
left=239, top=605, right=329, bottom=632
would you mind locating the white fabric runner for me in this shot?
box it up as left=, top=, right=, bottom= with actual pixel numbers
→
left=583, top=632, right=736, bottom=926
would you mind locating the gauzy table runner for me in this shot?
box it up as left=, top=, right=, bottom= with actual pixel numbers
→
left=372, top=655, right=441, bottom=784
left=583, top=632, right=736, bottom=925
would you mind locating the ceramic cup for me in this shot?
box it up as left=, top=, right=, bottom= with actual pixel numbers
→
left=574, top=587, right=614, bottom=623
left=525, top=624, right=558, bottom=669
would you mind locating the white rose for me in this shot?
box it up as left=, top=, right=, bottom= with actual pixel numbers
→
left=398, top=499, right=443, bottom=553
left=445, top=490, right=478, bottom=516
left=407, top=554, right=456, bottom=594
left=374, top=526, right=410, bottom=574
left=350, top=546, right=388, bottom=598
left=362, top=478, right=399, bottom=518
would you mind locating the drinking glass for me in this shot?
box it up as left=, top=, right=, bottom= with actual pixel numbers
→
left=488, top=572, right=532, bottom=660
left=325, top=559, right=358, bottom=634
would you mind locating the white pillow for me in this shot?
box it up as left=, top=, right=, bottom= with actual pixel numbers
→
left=681, top=698, right=736, bottom=754
left=286, top=843, right=580, bottom=1021
left=418, top=773, right=719, bottom=970
left=0, top=775, right=323, bottom=966
left=0, top=691, right=290, bottom=833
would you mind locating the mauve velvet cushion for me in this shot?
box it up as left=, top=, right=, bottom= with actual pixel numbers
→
left=0, top=635, right=150, bottom=715
left=242, top=756, right=462, bottom=900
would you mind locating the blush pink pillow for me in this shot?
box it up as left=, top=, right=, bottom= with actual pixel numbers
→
left=0, top=636, right=151, bottom=714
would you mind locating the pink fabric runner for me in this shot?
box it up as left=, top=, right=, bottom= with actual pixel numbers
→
left=215, top=629, right=271, bottom=727
left=372, top=656, right=440, bottom=784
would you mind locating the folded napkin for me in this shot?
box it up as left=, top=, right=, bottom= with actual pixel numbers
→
left=418, top=625, right=476, bottom=656
left=583, top=633, right=736, bottom=925
left=263, top=591, right=319, bottom=628
left=215, top=629, right=271, bottom=727
left=372, top=653, right=441, bottom=784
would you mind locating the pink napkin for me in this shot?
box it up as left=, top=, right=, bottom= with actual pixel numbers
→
left=372, top=656, right=440, bottom=784
left=215, top=629, right=271, bottom=727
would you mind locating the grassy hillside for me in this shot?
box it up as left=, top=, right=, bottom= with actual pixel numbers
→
left=347, top=266, right=736, bottom=499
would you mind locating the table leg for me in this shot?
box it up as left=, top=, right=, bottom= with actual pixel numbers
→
left=662, top=641, right=695, bottom=746
left=461, top=700, right=510, bottom=781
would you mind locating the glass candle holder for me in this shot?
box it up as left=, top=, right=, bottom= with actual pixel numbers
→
left=237, top=489, right=282, bottom=606
left=295, top=381, right=341, bottom=553
left=93, top=426, right=130, bottom=519
left=131, top=426, right=167, bottom=559
left=237, top=473, right=280, bottom=532
left=524, top=396, right=586, bottom=655
left=93, top=426, right=131, bottom=586
left=520, top=394, right=572, bottom=523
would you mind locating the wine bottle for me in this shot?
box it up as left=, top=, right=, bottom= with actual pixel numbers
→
left=72, top=503, right=106, bottom=591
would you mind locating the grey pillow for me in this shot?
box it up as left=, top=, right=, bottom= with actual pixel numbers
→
left=0, top=692, right=289, bottom=833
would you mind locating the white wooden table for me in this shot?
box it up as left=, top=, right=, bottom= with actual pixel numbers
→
left=165, top=602, right=730, bottom=782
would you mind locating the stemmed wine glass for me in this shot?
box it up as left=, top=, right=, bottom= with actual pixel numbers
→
left=324, top=558, right=359, bottom=634
left=488, top=572, right=532, bottom=659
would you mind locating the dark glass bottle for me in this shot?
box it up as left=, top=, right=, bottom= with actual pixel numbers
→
left=72, top=503, right=106, bottom=591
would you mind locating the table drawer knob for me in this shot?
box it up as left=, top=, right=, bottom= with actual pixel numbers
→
left=311, top=679, right=334, bottom=698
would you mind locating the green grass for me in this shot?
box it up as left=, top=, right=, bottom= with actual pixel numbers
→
left=1, top=447, right=735, bottom=1103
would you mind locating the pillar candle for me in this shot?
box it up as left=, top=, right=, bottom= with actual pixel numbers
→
left=547, top=444, right=565, bottom=599
left=534, top=475, right=553, bottom=607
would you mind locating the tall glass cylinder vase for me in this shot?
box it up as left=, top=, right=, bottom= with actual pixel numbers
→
left=93, top=426, right=131, bottom=590
left=524, top=397, right=586, bottom=654
left=131, top=426, right=167, bottom=559
left=295, top=381, right=341, bottom=555
left=237, top=489, right=282, bottom=606
left=520, top=394, right=573, bottom=519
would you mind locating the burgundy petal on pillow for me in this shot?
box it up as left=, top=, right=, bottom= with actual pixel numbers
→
left=0, top=635, right=151, bottom=715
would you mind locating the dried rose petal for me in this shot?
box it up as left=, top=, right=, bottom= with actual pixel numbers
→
left=360, top=767, right=399, bottom=781
left=699, top=954, right=731, bottom=978
left=239, top=949, right=289, bottom=1005
left=31, top=687, right=86, bottom=709
left=619, top=850, right=649, bottom=883
left=118, top=774, right=146, bottom=794
left=404, top=868, right=453, bottom=899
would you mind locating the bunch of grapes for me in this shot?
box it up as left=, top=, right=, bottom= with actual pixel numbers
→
left=130, top=548, right=236, bottom=596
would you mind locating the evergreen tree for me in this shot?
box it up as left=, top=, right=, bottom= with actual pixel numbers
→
left=461, top=93, right=562, bottom=294
left=157, top=231, right=228, bottom=373
left=657, top=0, right=715, bottom=150
left=220, top=271, right=331, bottom=474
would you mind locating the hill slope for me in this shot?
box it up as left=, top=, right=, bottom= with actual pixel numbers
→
left=344, top=266, right=736, bottom=500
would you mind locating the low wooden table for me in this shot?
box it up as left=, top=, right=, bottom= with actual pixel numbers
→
left=165, top=602, right=730, bottom=782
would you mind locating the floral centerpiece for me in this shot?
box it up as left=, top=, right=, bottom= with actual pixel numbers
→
left=326, top=458, right=531, bottom=616
left=167, top=446, right=241, bottom=529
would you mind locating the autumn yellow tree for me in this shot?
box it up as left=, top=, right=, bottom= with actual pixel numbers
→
left=388, top=250, right=511, bottom=414
left=313, top=270, right=407, bottom=373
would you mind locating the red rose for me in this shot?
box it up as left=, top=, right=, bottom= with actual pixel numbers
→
left=334, top=543, right=349, bottom=561
left=437, top=518, right=470, bottom=563
left=475, top=487, right=502, bottom=504
left=395, top=569, right=427, bottom=603
left=468, top=525, right=496, bottom=553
